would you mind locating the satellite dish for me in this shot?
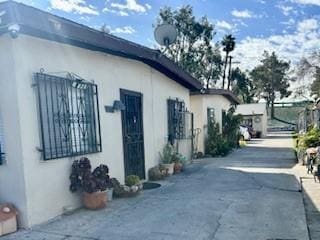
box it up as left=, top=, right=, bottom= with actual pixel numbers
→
left=154, top=23, right=177, bottom=47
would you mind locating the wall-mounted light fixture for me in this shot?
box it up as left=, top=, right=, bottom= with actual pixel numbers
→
left=105, top=100, right=126, bottom=113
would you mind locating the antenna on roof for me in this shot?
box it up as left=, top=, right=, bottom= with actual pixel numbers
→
left=154, top=23, right=177, bottom=49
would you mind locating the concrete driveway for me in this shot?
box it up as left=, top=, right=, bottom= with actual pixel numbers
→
left=3, top=133, right=309, bottom=240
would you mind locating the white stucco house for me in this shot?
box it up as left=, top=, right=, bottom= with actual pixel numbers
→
left=0, top=1, right=202, bottom=228
left=235, top=103, right=268, bottom=137
left=190, top=89, right=239, bottom=154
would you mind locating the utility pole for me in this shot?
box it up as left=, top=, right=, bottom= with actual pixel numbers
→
left=227, top=56, right=233, bottom=90
left=222, top=53, right=229, bottom=89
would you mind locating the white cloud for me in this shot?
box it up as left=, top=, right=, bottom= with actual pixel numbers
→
left=277, top=4, right=294, bottom=16
left=231, top=9, right=253, bottom=18
left=50, top=0, right=99, bottom=15
left=281, top=18, right=296, bottom=26
left=110, top=26, right=136, bottom=34
left=233, top=18, right=320, bottom=71
left=110, top=0, right=151, bottom=13
left=292, top=0, right=320, bottom=6
left=216, top=20, right=233, bottom=30
left=103, top=7, right=129, bottom=16
left=297, top=18, right=318, bottom=32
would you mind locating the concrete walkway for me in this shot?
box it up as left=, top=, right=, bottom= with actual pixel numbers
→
left=3, top=133, right=309, bottom=240
left=293, top=155, right=320, bottom=240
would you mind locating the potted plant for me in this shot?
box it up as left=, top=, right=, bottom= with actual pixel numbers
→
left=111, top=175, right=142, bottom=198
left=159, top=143, right=175, bottom=175
left=69, top=157, right=110, bottom=210
left=125, top=175, right=143, bottom=191
left=172, top=152, right=186, bottom=174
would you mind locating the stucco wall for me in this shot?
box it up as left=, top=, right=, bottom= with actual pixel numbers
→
left=4, top=34, right=191, bottom=227
left=190, top=94, right=232, bottom=153
left=0, top=36, right=29, bottom=227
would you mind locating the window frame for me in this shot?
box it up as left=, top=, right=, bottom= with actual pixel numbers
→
left=207, top=107, right=215, bottom=126
left=167, top=98, right=187, bottom=142
left=34, top=72, right=102, bottom=160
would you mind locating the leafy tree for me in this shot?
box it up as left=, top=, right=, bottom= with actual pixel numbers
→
left=156, top=5, right=222, bottom=88
left=231, top=67, right=255, bottom=103
left=221, top=34, right=236, bottom=89
left=298, top=51, right=320, bottom=98
left=250, top=51, right=291, bottom=118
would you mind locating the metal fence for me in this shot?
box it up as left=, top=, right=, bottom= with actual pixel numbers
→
left=34, top=72, right=102, bottom=160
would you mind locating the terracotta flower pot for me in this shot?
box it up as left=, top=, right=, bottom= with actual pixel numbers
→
left=82, top=191, right=107, bottom=210
left=174, top=162, right=183, bottom=174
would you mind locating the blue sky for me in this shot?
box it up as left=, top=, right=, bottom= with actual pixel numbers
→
left=9, top=0, right=320, bottom=70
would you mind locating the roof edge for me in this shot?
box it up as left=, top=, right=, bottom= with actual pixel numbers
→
left=191, top=89, right=240, bottom=104
left=0, top=1, right=202, bottom=91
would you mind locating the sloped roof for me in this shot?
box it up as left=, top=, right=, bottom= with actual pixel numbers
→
left=191, top=89, right=240, bottom=104
left=235, top=103, right=267, bottom=116
left=0, top=1, right=202, bottom=91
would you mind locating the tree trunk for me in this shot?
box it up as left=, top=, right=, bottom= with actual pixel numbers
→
left=270, top=94, right=275, bottom=119
left=222, top=52, right=229, bottom=89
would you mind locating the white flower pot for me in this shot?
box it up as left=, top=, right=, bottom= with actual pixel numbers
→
left=162, top=163, right=175, bottom=175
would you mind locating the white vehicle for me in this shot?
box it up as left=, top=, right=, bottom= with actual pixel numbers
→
left=239, top=126, right=251, bottom=141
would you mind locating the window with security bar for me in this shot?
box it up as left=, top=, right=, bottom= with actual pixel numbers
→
left=207, top=108, right=215, bottom=126
left=167, top=99, right=187, bottom=143
left=34, top=72, right=102, bottom=160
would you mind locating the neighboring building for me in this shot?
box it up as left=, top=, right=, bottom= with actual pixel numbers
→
left=190, top=89, right=239, bottom=154
left=235, top=103, right=268, bottom=137
left=0, top=2, right=202, bottom=228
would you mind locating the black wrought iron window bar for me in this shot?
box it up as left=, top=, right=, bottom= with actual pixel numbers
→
left=0, top=142, right=4, bottom=165
left=167, top=98, right=187, bottom=143
left=207, top=108, right=215, bottom=125
left=34, top=72, right=102, bottom=160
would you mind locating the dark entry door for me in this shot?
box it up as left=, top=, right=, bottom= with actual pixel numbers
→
left=120, top=89, right=145, bottom=179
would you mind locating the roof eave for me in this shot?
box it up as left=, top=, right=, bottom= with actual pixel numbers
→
left=0, top=1, right=201, bottom=91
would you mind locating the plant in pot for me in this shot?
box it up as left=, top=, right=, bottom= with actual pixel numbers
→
left=172, top=152, right=186, bottom=174
left=125, top=175, right=143, bottom=192
left=159, top=143, right=175, bottom=175
left=111, top=175, right=142, bottom=198
left=69, top=157, right=110, bottom=210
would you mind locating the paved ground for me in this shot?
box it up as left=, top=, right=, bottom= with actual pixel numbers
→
left=293, top=154, right=320, bottom=240
left=3, top=133, right=309, bottom=240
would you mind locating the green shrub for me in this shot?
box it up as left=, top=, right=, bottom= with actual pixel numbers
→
left=125, top=175, right=140, bottom=187
left=205, top=107, right=241, bottom=157
left=159, top=143, right=175, bottom=164
left=297, top=127, right=320, bottom=148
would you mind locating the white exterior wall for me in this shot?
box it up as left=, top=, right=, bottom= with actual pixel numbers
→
left=190, top=94, right=232, bottom=153
left=0, top=36, right=29, bottom=227
left=236, top=103, right=268, bottom=137
left=0, top=34, right=191, bottom=227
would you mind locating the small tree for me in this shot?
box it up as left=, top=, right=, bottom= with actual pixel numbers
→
left=231, top=67, right=255, bottom=103
left=222, top=107, right=242, bottom=148
left=298, top=51, right=320, bottom=98
left=205, top=107, right=241, bottom=157
left=250, top=51, right=291, bottom=118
